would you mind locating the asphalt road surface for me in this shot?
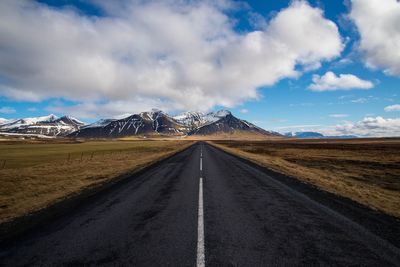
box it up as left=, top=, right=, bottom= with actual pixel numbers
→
left=1, top=142, right=400, bottom=266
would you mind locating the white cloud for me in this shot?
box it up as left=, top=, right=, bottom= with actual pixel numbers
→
left=240, top=108, right=249, bottom=114
left=0, top=106, right=16, bottom=114
left=351, top=98, right=368, bottom=104
left=309, top=71, right=373, bottom=91
left=322, top=117, right=400, bottom=137
left=46, top=98, right=170, bottom=119
left=277, top=117, right=400, bottom=137
left=350, top=0, right=400, bottom=76
left=0, top=0, right=343, bottom=117
left=330, top=114, right=348, bottom=118
left=385, top=104, right=400, bottom=112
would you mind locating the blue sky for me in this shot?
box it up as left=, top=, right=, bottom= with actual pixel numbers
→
left=0, top=0, right=399, bottom=136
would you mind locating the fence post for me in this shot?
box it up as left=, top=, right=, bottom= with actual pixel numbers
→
left=90, top=152, right=94, bottom=161
left=1, top=160, right=6, bottom=170
left=80, top=152, right=83, bottom=162
left=67, top=153, right=71, bottom=162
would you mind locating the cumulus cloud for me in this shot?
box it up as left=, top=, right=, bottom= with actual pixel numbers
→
left=279, top=117, right=400, bottom=137
left=350, top=0, right=400, bottom=76
left=0, top=0, right=343, bottom=117
left=385, top=104, right=400, bottom=112
left=309, top=71, right=373, bottom=91
left=323, top=117, right=400, bottom=137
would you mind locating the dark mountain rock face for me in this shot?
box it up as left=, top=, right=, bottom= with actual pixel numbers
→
left=69, top=110, right=187, bottom=138
left=0, top=109, right=280, bottom=138
left=188, top=113, right=275, bottom=136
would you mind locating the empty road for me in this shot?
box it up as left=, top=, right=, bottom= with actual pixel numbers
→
left=1, top=142, right=400, bottom=266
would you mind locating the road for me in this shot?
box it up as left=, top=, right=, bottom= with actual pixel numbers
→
left=1, top=142, right=400, bottom=266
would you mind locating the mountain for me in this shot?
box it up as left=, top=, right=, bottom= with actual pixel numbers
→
left=0, top=118, right=13, bottom=125
left=284, top=131, right=357, bottom=139
left=70, top=109, right=187, bottom=138
left=70, top=109, right=279, bottom=138
left=173, top=110, right=233, bottom=130
left=187, top=111, right=276, bottom=136
left=0, top=109, right=278, bottom=138
left=0, top=115, right=85, bottom=136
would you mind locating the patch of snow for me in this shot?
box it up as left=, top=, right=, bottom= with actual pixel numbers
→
left=81, top=119, right=116, bottom=129
left=0, top=118, right=13, bottom=125
left=0, top=114, right=58, bottom=130
left=0, top=132, right=56, bottom=138
left=173, top=110, right=231, bottom=128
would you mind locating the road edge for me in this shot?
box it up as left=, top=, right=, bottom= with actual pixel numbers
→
left=0, top=142, right=197, bottom=244
left=206, top=141, right=400, bottom=248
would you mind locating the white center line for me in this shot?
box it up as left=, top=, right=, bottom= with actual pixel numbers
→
left=196, top=176, right=205, bottom=267
left=200, top=157, right=202, bottom=171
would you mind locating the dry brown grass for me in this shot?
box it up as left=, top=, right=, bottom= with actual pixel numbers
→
left=211, top=138, right=400, bottom=218
left=0, top=140, right=193, bottom=223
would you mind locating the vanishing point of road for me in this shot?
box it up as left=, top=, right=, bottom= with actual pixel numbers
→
left=1, top=142, right=400, bottom=266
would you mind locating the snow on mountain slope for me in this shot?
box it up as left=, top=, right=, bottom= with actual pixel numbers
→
left=188, top=112, right=279, bottom=136
left=0, top=118, right=12, bottom=125
left=0, top=109, right=277, bottom=138
left=71, top=109, right=187, bottom=138
left=0, top=115, right=85, bottom=136
left=81, top=119, right=117, bottom=129
left=0, top=114, right=58, bottom=130
left=173, top=110, right=233, bottom=129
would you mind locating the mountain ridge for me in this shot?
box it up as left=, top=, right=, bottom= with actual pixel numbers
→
left=0, top=115, right=84, bottom=136
left=0, top=109, right=280, bottom=138
left=70, top=109, right=280, bottom=138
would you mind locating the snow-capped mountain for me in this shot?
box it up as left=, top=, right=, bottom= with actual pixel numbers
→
left=172, top=110, right=232, bottom=129
left=0, top=118, right=13, bottom=125
left=0, top=114, right=85, bottom=136
left=70, top=109, right=187, bottom=138
left=0, top=109, right=279, bottom=138
left=70, top=109, right=279, bottom=138
left=187, top=111, right=276, bottom=136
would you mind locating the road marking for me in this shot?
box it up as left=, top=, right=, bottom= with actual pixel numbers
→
left=197, top=177, right=205, bottom=267
left=200, top=158, right=202, bottom=171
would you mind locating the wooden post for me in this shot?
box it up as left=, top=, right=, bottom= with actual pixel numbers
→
left=67, top=153, right=71, bottom=162
left=1, top=160, right=6, bottom=170
left=80, top=152, right=83, bottom=162
left=90, top=152, right=94, bottom=161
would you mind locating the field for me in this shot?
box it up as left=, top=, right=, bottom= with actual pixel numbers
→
left=0, top=138, right=193, bottom=223
left=211, top=138, right=400, bottom=217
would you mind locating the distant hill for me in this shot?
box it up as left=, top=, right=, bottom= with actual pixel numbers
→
left=285, top=131, right=357, bottom=139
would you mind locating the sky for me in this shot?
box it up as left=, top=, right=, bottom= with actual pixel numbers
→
left=0, top=0, right=399, bottom=137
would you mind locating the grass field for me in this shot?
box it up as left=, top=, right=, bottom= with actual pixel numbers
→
left=0, top=139, right=193, bottom=223
left=211, top=138, right=400, bottom=218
